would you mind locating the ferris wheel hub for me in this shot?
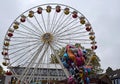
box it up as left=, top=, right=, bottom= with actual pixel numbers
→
left=41, top=33, right=53, bottom=43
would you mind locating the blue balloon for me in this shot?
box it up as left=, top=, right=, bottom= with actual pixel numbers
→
left=86, top=77, right=90, bottom=84
left=61, top=57, right=65, bottom=62
left=69, top=68, right=75, bottom=75
left=63, top=53, right=69, bottom=59
left=83, top=50, right=87, bottom=55
left=62, top=61, right=69, bottom=68
left=85, top=69, right=88, bottom=73
left=87, top=68, right=91, bottom=73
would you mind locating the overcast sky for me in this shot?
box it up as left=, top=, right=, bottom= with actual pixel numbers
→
left=0, top=0, right=120, bottom=72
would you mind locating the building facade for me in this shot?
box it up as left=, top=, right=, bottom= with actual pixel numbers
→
left=106, top=68, right=120, bottom=84
left=5, top=64, right=67, bottom=84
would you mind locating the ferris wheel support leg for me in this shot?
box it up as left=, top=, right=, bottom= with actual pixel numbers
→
left=19, top=43, right=45, bottom=83
left=49, top=43, right=70, bottom=78
left=27, top=44, right=49, bottom=83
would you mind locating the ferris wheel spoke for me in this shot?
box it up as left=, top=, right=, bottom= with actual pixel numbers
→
left=57, top=31, right=88, bottom=38
left=51, top=11, right=64, bottom=33
left=53, top=13, right=72, bottom=34
left=21, top=44, right=48, bottom=82
left=26, top=18, right=43, bottom=35
left=52, top=42, right=65, bottom=50
left=19, top=43, right=45, bottom=82
left=15, top=25, right=40, bottom=37
left=51, top=12, right=65, bottom=33
left=9, top=39, right=40, bottom=47
left=9, top=40, right=40, bottom=49
left=10, top=39, right=38, bottom=43
left=46, top=12, right=50, bottom=32
left=53, top=40, right=71, bottom=49
left=11, top=36, right=39, bottom=40
left=9, top=43, right=40, bottom=66
left=9, top=41, right=40, bottom=56
left=55, top=20, right=84, bottom=36
left=58, top=38, right=91, bottom=45
left=15, top=52, right=35, bottom=67
left=49, top=11, right=57, bottom=32
left=33, top=15, right=45, bottom=33
left=54, top=40, right=68, bottom=47
left=58, top=37, right=91, bottom=44
left=9, top=49, right=39, bottom=65
left=15, top=29, right=40, bottom=37
left=20, top=23, right=40, bottom=36
left=54, top=15, right=74, bottom=34
left=58, top=38, right=91, bottom=41
left=58, top=37, right=92, bottom=44
left=9, top=42, right=39, bottom=50
left=27, top=44, right=49, bottom=83
left=59, top=35, right=90, bottom=40
left=9, top=42, right=40, bottom=59
left=16, top=46, right=40, bottom=67
left=55, top=18, right=79, bottom=35
left=10, top=38, right=40, bottom=42
left=41, top=14, right=47, bottom=32
left=56, top=25, right=84, bottom=36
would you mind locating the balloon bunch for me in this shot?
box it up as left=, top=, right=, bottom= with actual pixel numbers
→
left=61, top=44, right=92, bottom=84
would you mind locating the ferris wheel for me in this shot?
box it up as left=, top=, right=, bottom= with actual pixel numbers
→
left=2, top=3, right=97, bottom=84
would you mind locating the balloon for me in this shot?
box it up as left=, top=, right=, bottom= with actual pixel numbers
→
left=68, top=76, right=75, bottom=84
left=69, top=68, right=75, bottom=75
left=77, top=48, right=83, bottom=57
left=71, top=62, right=75, bottom=67
left=66, top=45, right=70, bottom=50
left=61, top=57, right=66, bottom=62
left=75, top=57, right=82, bottom=67
left=77, top=77, right=81, bottom=82
left=86, top=77, right=90, bottom=84
left=73, top=74, right=78, bottom=79
left=79, top=72, right=83, bottom=78
left=61, top=45, right=92, bottom=84
left=83, top=66, right=92, bottom=75
left=62, top=61, right=69, bottom=68
left=69, top=44, right=75, bottom=48
left=84, top=65, right=92, bottom=69
left=87, top=68, right=91, bottom=73
left=63, top=53, right=69, bottom=58
left=67, top=49, right=76, bottom=61
left=84, top=69, right=88, bottom=76
left=70, top=48, right=78, bottom=53
left=85, top=69, right=87, bottom=73
left=63, top=53, right=69, bottom=60
left=83, top=50, right=87, bottom=55
left=74, top=67, right=79, bottom=73
left=83, top=55, right=87, bottom=60
left=67, top=59, right=73, bottom=66
left=75, top=56, right=85, bottom=67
